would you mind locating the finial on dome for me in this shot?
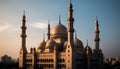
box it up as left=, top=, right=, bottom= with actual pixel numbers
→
left=59, top=15, right=61, bottom=24
left=75, top=30, right=77, bottom=38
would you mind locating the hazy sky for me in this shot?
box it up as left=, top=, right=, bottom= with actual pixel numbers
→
left=0, top=0, right=120, bottom=59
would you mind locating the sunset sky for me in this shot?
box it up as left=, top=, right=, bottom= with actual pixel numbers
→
left=0, top=0, right=120, bottom=59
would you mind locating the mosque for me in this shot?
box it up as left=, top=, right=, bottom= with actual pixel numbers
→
left=19, top=0, right=104, bottom=69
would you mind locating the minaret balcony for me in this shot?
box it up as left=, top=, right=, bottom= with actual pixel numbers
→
left=21, top=26, right=27, bottom=29
left=20, top=34, right=27, bottom=37
left=94, top=38, right=100, bottom=41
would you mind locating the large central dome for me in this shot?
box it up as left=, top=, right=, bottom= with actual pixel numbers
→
left=51, top=23, right=67, bottom=38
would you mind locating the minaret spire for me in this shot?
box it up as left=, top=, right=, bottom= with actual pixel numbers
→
left=47, top=20, right=50, bottom=40
left=94, top=16, right=100, bottom=52
left=59, top=15, right=61, bottom=24
left=87, top=40, right=88, bottom=46
left=67, top=0, right=74, bottom=46
left=20, top=10, right=27, bottom=52
left=70, top=0, right=72, bottom=4
left=75, top=30, right=77, bottom=38
left=23, top=10, right=25, bottom=16
left=43, top=33, right=45, bottom=41
left=66, top=1, right=76, bottom=69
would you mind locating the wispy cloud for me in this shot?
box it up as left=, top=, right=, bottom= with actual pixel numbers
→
left=0, top=22, right=11, bottom=32
left=29, top=22, right=47, bottom=29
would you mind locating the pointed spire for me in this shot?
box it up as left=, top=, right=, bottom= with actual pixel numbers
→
left=43, top=33, right=45, bottom=41
left=48, top=20, right=50, bottom=27
left=69, top=0, right=73, bottom=8
left=23, top=10, right=26, bottom=20
left=75, top=30, right=77, bottom=38
left=67, top=0, right=74, bottom=23
left=70, top=0, right=72, bottom=5
left=96, top=16, right=98, bottom=24
left=59, top=15, right=61, bottom=24
left=70, top=0, right=72, bottom=4
left=87, top=40, right=88, bottom=46
left=48, top=20, right=50, bottom=28
left=47, top=20, right=50, bottom=40
left=48, top=20, right=50, bottom=24
left=23, top=10, right=25, bottom=16
left=96, top=16, right=98, bottom=20
left=95, top=16, right=99, bottom=32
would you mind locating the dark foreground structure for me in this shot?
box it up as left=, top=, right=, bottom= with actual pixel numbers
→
left=0, top=62, right=18, bottom=69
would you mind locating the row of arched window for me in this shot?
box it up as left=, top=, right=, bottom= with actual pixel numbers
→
left=57, top=58, right=65, bottom=62
left=25, top=58, right=65, bottom=63
left=37, top=59, right=54, bottom=62
left=58, top=64, right=66, bottom=68
left=25, top=59, right=32, bottom=62
left=37, top=64, right=54, bottom=68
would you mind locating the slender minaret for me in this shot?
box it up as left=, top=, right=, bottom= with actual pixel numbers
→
left=66, top=0, right=76, bottom=69
left=47, top=20, right=50, bottom=40
left=67, top=0, right=74, bottom=46
left=20, top=10, right=27, bottom=52
left=94, top=16, right=100, bottom=52
left=19, top=11, right=27, bottom=68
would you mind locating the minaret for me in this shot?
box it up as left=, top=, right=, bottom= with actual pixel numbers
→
left=94, top=16, right=100, bottom=52
left=67, top=0, right=74, bottom=46
left=66, top=0, right=76, bottom=69
left=47, top=20, right=50, bottom=40
left=20, top=10, right=27, bottom=52
left=19, top=11, right=27, bottom=69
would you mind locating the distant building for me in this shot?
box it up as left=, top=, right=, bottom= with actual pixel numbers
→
left=1, top=55, right=12, bottom=63
left=104, top=57, right=120, bottom=69
left=0, top=56, right=19, bottom=69
left=19, top=0, right=104, bottom=69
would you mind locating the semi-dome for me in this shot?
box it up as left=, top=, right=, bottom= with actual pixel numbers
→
left=46, top=39, right=56, bottom=49
left=74, top=37, right=83, bottom=48
left=38, top=41, right=46, bottom=49
left=51, top=23, right=67, bottom=38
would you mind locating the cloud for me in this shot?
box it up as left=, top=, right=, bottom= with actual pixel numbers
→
left=0, top=22, right=11, bottom=32
left=30, top=22, right=47, bottom=29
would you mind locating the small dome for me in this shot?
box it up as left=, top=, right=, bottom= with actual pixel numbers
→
left=51, top=23, right=67, bottom=38
left=85, top=45, right=92, bottom=54
left=74, top=38, right=83, bottom=48
left=46, top=39, right=56, bottom=49
left=38, top=41, right=46, bottom=49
